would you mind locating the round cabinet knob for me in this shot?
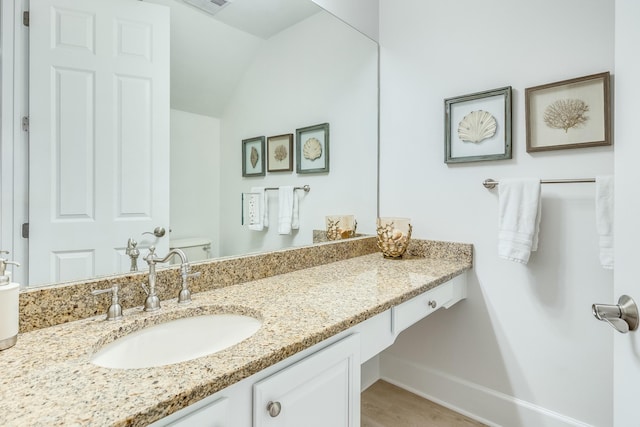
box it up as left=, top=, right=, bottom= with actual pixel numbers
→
left=428, top=300, right=437, bottom=309
left=267, top=401, right=282, bottom=417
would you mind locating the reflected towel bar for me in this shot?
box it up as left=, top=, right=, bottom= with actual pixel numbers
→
left=264, top=185, right=310, bottom=192
left=483, top=178, right=595, bottom=189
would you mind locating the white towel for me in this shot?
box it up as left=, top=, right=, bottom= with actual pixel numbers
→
left=595, top=176, right=614, bottom=269
left=248, top=187, right=268, bottom=231
left=278, top=186, right=298, bottom=235
left=498, top=178, right=542, bottom=264
left=291, top=189, right=300, bottom=230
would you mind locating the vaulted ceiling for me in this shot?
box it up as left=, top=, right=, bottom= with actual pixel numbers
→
left=144, top=0, right=321, bottom=117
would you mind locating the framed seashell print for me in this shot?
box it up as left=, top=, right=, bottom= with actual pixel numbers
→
left=525, top=72, right=611, bottom=152
left=296, top=123, right=329, bottom=173
left=242, top=136, right=265, bottom=177
left=267, top=133, right=293, bottom=172
left=445, top=86, right=512, bottom=163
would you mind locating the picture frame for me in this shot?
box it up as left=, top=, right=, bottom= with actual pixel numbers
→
left=242, top=136, right=265, bottom=177
left=267, top=134, right=294, bottom=172
left=296, top=123, right=329, bottom=174
left=525, top=72, right=611, bottom=152
left=444, top=86, right=512, bottom=164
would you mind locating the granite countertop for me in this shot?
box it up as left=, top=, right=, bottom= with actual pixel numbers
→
left=0, top=252, right=471, bottom=427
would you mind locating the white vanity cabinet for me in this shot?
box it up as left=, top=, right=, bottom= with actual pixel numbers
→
left=253, top=334, right=360, bottom=427
left=165, top=397, right=229, bottom=426
left=152, top=273, right=467, bottom=427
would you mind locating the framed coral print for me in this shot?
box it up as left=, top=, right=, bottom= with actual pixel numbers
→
left=267, top=134, right=293, bottom=172
left=525, top=72, right=611, bottom=152
left=296, top=123, right=329, bottom=174
left=445, top=86, right=512, bottom=163
left=242, top=136, right=265, bottom=177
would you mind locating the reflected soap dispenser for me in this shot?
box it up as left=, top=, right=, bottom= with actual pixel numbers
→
left=0, top=251, right=20, bottom=351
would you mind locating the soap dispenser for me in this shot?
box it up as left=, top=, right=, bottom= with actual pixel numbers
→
left=0, top=251, right=20, bottom=351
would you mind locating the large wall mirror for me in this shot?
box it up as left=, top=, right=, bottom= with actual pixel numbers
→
left=10, top=0, right=378, bottom=288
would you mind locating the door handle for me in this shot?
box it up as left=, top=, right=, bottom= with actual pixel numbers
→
left=142, top=227, right=166, bottom=238
left=592, top=295, right=639, bottom=333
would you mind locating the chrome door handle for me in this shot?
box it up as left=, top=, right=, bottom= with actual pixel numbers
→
left=142, top=227, right=166, bottom=238
left=592, top=295, right=639, bottom=333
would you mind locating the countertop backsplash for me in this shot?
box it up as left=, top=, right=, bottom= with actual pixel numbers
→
left=19, top=236, right=472, bottom=333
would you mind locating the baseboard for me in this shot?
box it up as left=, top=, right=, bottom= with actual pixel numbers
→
left=379, top=353, right=593, bottom=427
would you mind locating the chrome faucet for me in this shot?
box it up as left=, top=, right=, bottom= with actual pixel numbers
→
left=125, top=238, right=140, bottom=272
left=141, top=246, right=200, bottom=311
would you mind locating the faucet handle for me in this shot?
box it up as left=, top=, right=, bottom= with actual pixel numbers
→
left=180, top=263, right=199, bottom=277
left=177, top=265, right=200, bottom=305
left=92, top=285, right=123, bottom=321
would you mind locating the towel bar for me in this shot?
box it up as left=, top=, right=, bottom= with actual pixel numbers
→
left=483, top=178, right=595, bottom=189
left=264, top=185, right=310, bottom=192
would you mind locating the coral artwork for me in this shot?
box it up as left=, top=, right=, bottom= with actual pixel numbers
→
left=274, top=144, right=287, bottom=161
left=543, top=99, right=589, bottom=132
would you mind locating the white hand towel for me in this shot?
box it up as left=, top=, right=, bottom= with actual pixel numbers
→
left=248, top=187, right=268, bottom=231
left=498, top=178, right=542, bottom=264
left=292, top=189, right=300, bottom=230
left=278, top=186, right=296, bottom=235
left=596, top=176, right=614, bottom=269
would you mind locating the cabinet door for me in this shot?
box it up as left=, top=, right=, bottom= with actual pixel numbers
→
left=160, top=397, right=229, bottom=427
left=253, top=334, right=360, bottom=427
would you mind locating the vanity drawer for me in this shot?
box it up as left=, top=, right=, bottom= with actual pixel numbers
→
left=392, top=280, right=454, bottom=334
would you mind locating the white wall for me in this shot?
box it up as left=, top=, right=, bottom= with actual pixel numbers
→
left=219, top=11, right=378, bottom=257
left=378, top=0, right=614, bottom=426
left=312, top=0, right=379, bottom=42
left=170, top=109, right=220, bottom=257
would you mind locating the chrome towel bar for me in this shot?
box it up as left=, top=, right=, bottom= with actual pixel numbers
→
left=483, top=178, right=595, bottom=189
left=264, top=185, right=310, bottom=192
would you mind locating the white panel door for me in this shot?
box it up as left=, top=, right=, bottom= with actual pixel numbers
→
left=613, top=0, right=640, bottom=425
left=28, top=0, right=170, bottom=285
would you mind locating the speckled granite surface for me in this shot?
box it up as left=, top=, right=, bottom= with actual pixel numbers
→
left=19, top=236, right=379, bottom=332
left=3, top=240, right=472, bottom=426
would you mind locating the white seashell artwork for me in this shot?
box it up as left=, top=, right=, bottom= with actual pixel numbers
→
left=457, top=110, right=497, bottom=143
left=303, top=137, right=322, bottom=161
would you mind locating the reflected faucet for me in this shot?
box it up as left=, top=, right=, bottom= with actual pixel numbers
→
left=125, top=238, right=140, bottom=272
left=141, top=246, right=200, bottom=311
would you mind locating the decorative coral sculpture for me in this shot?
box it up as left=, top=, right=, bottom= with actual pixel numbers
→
left=376, top=218, right=412, bottom=259
left=325, top=215, right=357, bottom=240
left=543, top=99, right=589, bottom=132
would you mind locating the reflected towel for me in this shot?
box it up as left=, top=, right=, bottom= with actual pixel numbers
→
left=596, top=176, right=614, bottom=269
left=278, top=186, right=298, bottom=235
left=498, top=178, right=541, bottom=264
left=248, top=187, right=268, bottom=231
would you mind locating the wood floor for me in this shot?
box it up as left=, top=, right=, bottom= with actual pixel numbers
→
left=361, top=380, right=486, bottom=427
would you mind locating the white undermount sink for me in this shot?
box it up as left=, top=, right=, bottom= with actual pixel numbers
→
left=91, top=314, right=262, bottom=369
